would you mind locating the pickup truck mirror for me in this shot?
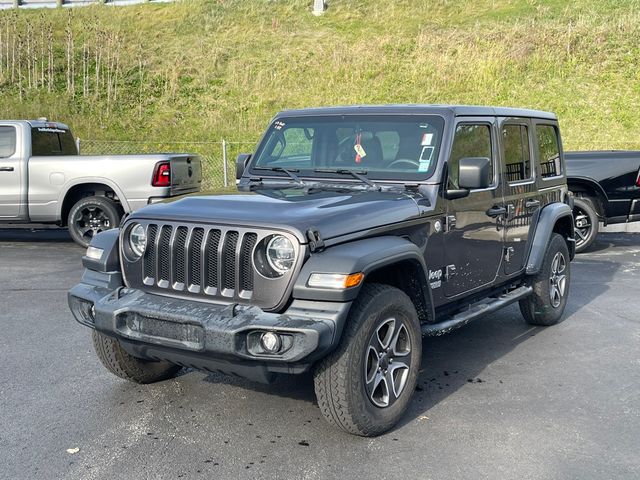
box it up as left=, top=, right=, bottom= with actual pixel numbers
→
left=458, top=157, right=491, bottom=190
left=236, top=153, right=252, bottom=180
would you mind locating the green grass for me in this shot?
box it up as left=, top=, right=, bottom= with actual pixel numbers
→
left=2, top=0, right=640, bottom=152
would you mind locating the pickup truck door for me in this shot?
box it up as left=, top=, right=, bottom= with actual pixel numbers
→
left=443, top=118, right=505, bottom=298
left=498, top=117, right=540, bottom=275
left=0, top=125, right=22, bottom=219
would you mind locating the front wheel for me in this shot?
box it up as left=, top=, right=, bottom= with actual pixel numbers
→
left=92, top=331, right=182, bottom=384
left=313, top=284, right=422, bottom=436
left=68, top=196, right=121, bottom=248
left=519, top=233, right=571, bottom=326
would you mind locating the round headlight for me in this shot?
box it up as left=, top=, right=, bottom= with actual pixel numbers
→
left=266, top=235, right=295, bottom=273
left=129, top=223, right=147, bottom=258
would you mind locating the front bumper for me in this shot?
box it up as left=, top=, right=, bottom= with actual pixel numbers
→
left=69, top=270, right=351, bottom=383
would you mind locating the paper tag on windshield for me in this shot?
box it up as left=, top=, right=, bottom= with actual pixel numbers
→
left=421, top=133, right=434, bottom=146
left=354, top=144, right=367, bottom=158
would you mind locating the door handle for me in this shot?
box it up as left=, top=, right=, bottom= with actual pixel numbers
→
left=525, top=199, right=540, bottom=209
left=486, top=205, right=507, bottom=218
left=0, top=166, right=14, bottom=172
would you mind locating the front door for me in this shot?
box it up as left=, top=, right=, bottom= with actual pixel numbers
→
left=443, top=118, right=504, bottom=298
left=498, top=118, right=539, bottom=275
left=0, top=126, right=22, bottom=219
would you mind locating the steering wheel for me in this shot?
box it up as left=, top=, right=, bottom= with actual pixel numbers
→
left=387, top=158, right=420, bottom=170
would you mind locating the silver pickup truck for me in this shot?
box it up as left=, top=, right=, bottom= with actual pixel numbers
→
left=0, top=119, right=202, bottom=246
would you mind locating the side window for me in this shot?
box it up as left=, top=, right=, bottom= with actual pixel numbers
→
left=502, top=124, right=532, bottom=182
left=280, top=127, right=313, bottom=159
left=536, top=125, right=562, bottom=178
left=0, top=126, right=16, bottom=158
left=261, top=127, right=314, bottom=167
left=449, top=124, right=492, bottom=189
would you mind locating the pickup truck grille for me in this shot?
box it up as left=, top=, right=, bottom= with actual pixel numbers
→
left=122, top=221, right=300, bottom=310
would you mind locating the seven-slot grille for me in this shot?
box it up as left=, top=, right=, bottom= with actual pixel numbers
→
left=138, top=223, right=259, bottom=300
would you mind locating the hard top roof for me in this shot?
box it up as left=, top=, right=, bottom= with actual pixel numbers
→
left=275, top=104, right=557, bottom=120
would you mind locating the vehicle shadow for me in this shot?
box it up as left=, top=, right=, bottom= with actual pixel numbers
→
left=0, top=226, right=74, bottom=243
left=198, top=248, right=621, bottom=433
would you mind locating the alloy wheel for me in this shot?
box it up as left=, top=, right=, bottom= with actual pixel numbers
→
left=74, top=205, right=111, bottom=243
left=573, top=206, right=592, bottom=249
left=549, top=252, right=567, bottom=308
left=364, top=317, right=412, bottom=408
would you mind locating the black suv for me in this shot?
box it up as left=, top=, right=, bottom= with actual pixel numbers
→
left=69, top=105, right=575, bottom=436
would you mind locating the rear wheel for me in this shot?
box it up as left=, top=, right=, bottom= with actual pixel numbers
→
left=573, top=197, right=599, bottom=253
left=68, top=196, right=121, bottom=247
left=92, top=331, right=182, bottom=384
left=313, top=284, right=422, bottom=436
left=519, top=233, right=570, bottom=326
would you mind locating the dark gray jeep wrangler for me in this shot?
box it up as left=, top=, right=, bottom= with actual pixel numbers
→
left=69, top=105, right=575, bottom=436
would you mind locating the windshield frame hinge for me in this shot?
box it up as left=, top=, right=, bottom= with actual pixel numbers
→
left=306, top=228, right=325, bottom=252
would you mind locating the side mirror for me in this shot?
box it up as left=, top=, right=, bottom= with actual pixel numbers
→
left=236, top=153, right=252, bottom=180
left=458, top=157, right=491, bottom=190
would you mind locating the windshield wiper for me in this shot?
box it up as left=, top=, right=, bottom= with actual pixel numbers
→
left=252, top=166, right=305, bottom=185
left=313, top=168, right=380, bottom=190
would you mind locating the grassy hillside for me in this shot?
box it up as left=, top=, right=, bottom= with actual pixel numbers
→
left=1, top=0, right=640, bottom=153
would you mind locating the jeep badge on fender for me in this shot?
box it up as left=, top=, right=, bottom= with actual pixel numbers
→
left=69, top=105, right=575, bottom=436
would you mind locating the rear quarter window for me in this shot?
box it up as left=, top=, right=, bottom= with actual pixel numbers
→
left=31, top=127, right=78, bottom=156
left=536, top=125, right=562, bottom=178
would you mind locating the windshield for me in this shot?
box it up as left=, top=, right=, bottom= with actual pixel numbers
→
left=250, top=115, right=444, bottom=181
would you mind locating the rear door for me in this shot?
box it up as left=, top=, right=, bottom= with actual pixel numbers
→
left=443, top=117, right=504, bottom=298
left=499, top=118, right=539, bottom=276
left=0, top=125, right=22, bottom=219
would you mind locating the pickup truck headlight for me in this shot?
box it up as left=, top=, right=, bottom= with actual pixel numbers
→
left=266, top=235, right=295, bottom=273
left=128, top=223, right=147, bottom=258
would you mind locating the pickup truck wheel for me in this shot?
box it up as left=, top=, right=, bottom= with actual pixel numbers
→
left=92, top=331, right=182, bottom=384
left=519, top=233, right=570, bottom=326
left=573, top=197, right=599, bottom=253
left=313, top=284, right=422, bottom=436
left=68, top=196, right=121, bottom=247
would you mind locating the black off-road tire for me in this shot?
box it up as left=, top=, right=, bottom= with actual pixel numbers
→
left=313, top=284, right=422, bottom=437
left=92, top=331, right=182, bottom=384
left=519, top=233, right=570, bottom=326
left=68, top=196, right=121, bottom=248
left=573, top=197, right=599, bottom=253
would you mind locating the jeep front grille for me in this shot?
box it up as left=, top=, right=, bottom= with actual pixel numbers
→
left=122, top=221, right=300, bottom=310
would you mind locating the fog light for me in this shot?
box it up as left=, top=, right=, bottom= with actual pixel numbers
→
left=260, top=331, right=282, bottom=353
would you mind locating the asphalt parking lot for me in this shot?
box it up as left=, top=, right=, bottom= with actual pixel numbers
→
left=1, top=228, right=639, bottom=480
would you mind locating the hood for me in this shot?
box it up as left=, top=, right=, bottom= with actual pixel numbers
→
left=130, top=187, right=423, bottom=243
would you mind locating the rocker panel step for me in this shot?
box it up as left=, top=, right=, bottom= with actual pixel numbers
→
left=422, top=286, right=533, bottom=337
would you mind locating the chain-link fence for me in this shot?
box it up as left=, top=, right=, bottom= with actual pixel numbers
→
left=78, top=139, right=257, bottom=191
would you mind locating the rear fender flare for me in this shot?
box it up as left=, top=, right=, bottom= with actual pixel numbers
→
left=57, top=177, right=130, bottom=220
left=526, top=203, right=574, bottom=274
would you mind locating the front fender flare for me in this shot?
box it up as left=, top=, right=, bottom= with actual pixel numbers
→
left=526, top=203, right=574, bottom=275
left=293, top=236, right=432, bottom=305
